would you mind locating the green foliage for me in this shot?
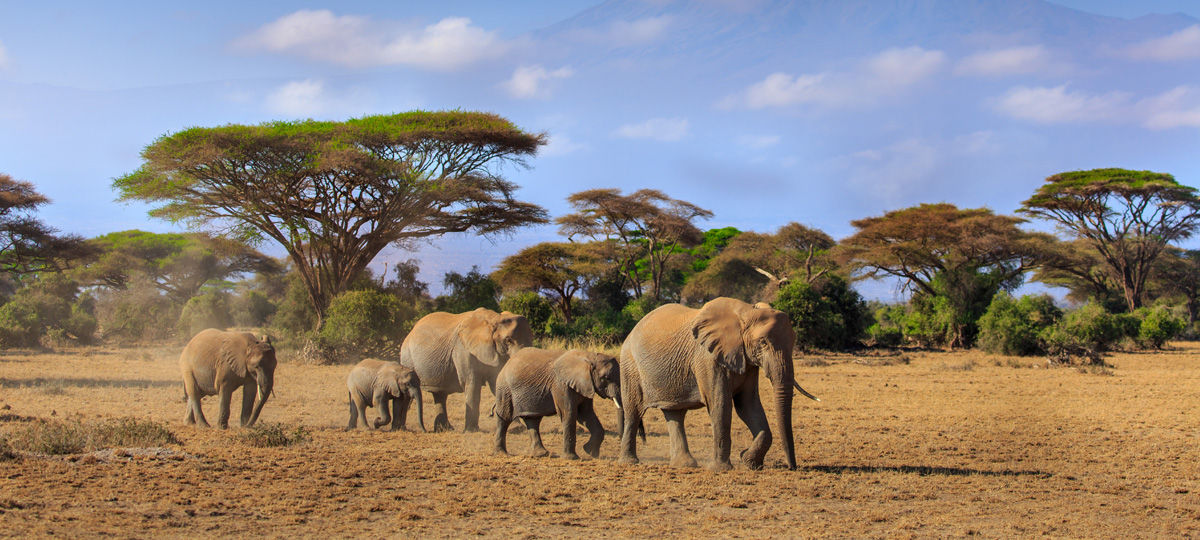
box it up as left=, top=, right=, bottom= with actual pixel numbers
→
left=0, top=274, right=96, bottom=348
left=1134, top=306, right=1185, bottom=349
left=977, top=293, right=1063, bottom=356
left=772, top=274, right=868, bottom=351
left=271, top=271, right=318, bottom=335
left=499, top=292, right=553, bottom=335
left=231, top=290, right=277, bottom=328
left=234, top=423, right=310, bottom=448
left=436, top=266, right=500, bottom=313
left=866, top=324, right=903, bottom=348
left=176, top=291, right=233, bottom=339
left=689, top=227, right=741, bottom=272
left=900, top=294, right=953, bottom=348
left=6, top=417, right=179, bottom=455
left=544, top=308, right=637, bottom=346
left=318, top=289, right=416, bottom=361
left=1038, top=301, right=1123, bottom=365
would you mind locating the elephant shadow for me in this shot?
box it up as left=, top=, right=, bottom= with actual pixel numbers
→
left=804, top=464, right=1050, bottom=478
left=0, top=377, right=179, bottom=390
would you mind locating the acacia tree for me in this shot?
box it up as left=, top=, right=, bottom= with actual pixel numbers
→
left=1019, top=168, right=1200, bottom=311
left=492, top=241, right=610, bottom=323
left=838, top=203, right=1051, bottom=348
left=1030, top=237, right=1123, bottom=309
left=114, top=111, right=548, bottom=328
left=557, top=188, right=711, bottom=301
left=1151, top=248, right=1200, bottom=326
left=80, top=230, right=281, bottom=304
left=682, top=223, right=837, bottom=303
left=0, top=174, right=92, bottom=278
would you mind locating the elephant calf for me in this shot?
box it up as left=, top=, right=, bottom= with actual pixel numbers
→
left=180, top=329, right=276, bottom=429
left=347, top=359, right=426, bottom=432
left=493, top=347, right=621, bottom=460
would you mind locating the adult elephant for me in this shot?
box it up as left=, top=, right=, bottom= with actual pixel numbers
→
left=400, top=308, right=533, bottom=432
left=618, top=297, right=819, bottom=471
left=180, top=329, right=277, bottom=429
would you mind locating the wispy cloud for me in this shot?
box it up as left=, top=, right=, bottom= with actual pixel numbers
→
left=560, top=15, right=673, bottom=47
left=501, top=64, right=574, bottom=99
left=737, top=135, right=781, bottom=149
left=724, top=46, right=946, bottom=109
left=994, top=84, right=1200, bottom=130
left=265, top=79, right=373, bottom=118
left=238, top=10, right=508, bottom=71
left=541, top=134, right=589, bottom=157
left=614, top=117, right=690, bottom=142
left=955, top=45, right=1060, bottom=76
left=1125, top=24, right=1200, bottom=62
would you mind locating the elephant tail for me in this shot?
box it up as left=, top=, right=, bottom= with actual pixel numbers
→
left=639, top=422, right=646, bottom=443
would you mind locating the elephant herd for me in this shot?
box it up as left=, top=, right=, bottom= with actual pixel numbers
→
left=178, top=297, right=820, bottom=471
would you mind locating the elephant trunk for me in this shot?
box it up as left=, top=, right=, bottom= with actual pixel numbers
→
left=768, top=356, right=796, bottom=471
left=413, top=382, right=426, bottom=433
left=247, top=366, right=273, bottom=427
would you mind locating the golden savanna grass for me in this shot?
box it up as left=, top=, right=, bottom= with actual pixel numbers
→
left=1, top=342, right=1198, bottom=538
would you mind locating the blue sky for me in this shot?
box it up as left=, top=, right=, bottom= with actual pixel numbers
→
left=2, top=0, right=1199, bottom=298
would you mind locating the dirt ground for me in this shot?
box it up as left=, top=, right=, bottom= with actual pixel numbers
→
left=1, top=342, right=1199, bottom=539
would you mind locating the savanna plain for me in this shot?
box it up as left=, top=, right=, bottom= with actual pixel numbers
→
left=1, top=342, right=1199, bottom=539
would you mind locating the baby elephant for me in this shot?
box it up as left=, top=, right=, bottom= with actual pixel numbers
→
left=347, top=359, right=426, bottom=432
left=493, top=348, right=621, bottom=459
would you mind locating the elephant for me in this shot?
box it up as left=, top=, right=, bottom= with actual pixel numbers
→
left=618, top=297, right=819, bottom=471
left=180, top=329, right=276, bottom=429
left=347, top=358, right=426, bottom=432
left=400, top=308, right=533, bottom=432
left=492, top=348, right=621, bottom=460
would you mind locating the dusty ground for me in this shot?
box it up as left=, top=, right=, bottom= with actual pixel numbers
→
left=1, top=343, right=1199, bottom=539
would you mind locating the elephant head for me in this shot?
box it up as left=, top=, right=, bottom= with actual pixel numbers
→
left=380, top=364, right=426, bottom=432
left=244, top=335, right=277, bottom=428
left=692, top=298, right=800, bottom=470
left=555, top=350, right=621, bottom=409
left=456, top=308, right=534, bottom=367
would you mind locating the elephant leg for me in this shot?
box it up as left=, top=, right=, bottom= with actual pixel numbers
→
left=618, top=404, right=642, bottom=465
left=239, top=381, right=256, bottom=427
left=392, top=397, right=407, bottom=431
left=373, top=395, right=392, bottom=430
left=216, top=385, right=235, bottom=429
left=493, top=414, right=512, bottom=455
left=663, top=409, right=698, bottom=468
left=560, top=404, right=580, bottom=460
left=580, top=401, right=604, bottom=459
left=347, top=393, right=360, bottom=429
left=463, top=380, right=483, bottom=433
left=431, top=392, right=453, bottom=432
left=706, top=383, right=735, bottom=472
left=733, top=390, right=772, bottom=470
left=522, top=417, right=549, bottom=457
left=183, top=375, right=209, bottom=428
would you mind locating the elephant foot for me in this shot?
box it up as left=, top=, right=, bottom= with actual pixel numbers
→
left=462, top=425, right=481, bottom=434
left=618, top=454, right=640, bottom=465
left=670, top=454, right=699, bottom=468
left=739, top=448, right=767, bottom=470
left=531, top=448, right=550, bottom=458
left=563, top=452, right=580, bottom=460
left=433, top=421, right=454, bottom=433
left=492, top=447, right=509, bottom=456
left=583, top=442, right=601, bottom=459
left=707, top=460, right=734, bottom=472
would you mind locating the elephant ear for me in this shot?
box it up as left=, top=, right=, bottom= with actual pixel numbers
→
left=552, top=352, right=595, bottom=399
left=385, top=373, right=402, bottom=398
left=458, top=313, right=501, bottom=367
left=692, top=300, right=748, bottom=374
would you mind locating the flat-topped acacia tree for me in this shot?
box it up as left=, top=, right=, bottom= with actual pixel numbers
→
left=1019, top=168, right=1200, bottom=311
left=114, top=111, right=548, bottom=328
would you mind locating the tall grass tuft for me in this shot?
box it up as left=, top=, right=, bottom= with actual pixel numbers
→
left=234, top=423, right=310, bottom=448
left=5, top=417, right=179, bottom=455
left=533, top=336, right=621, bottom=357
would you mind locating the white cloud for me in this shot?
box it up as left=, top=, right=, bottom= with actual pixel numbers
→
left=1137, top=86, right=1200, bottom=129
left=239, top=10, right=507, bottom=71
left=836, top=138, right=942, bottom=206
left=955, top=45, right=1054, bottom=76
left=0, top=39, right=10, bottom=70
left=501, top=65, right=574, bottom=99
left=264, top=79, right=376, bottom=118
left=541, top=134, right=588, bottom=157
left=737, top=135, right=781, bottom=149
left=727, top=46, right=945, bottom=110
left=614, top=117, right=690, bottom=142
left=994, top=85, right=1131, bottom=124
left=1125, top=24, right=1200, bottom=62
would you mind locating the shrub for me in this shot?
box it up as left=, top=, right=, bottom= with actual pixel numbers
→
left=318, top=289, right=416, bottom=361
left=1135, top=306, right=1186, bottom=349
left=977, top=293, right=1062, bottom=356
left=499, top=292, right=552, bottom=335
left=1038, top=301, right=1122, bottom=366
left=271, top=272, right=318, bottom=338
left=6, top=417, right=179, bottom=455
left=95, top=282, right=177, bottom=344
left=866, top=323, right=903, bottom=348
left=0, top=274, right=96, bottom=347
left=177, top=291, right=233, bottom=338
left=773, top=275, right=869, bottom=351
left=231, top=290, right=277, bottom=328
left=235, top=423, right=309, bottom=448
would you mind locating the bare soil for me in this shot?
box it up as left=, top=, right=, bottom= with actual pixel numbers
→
left=1, top=343, right=1199, bottom=538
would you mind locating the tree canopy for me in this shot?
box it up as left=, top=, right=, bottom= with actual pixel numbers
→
left=1019, top=168, right=1200, bottom=310
left=113, top=111, right=548, bottom=327
left=493, top=241, right=612, bottom=323
left=0, top=174, right=92, bottom=278
left=557, top=188, right=711, bottom=301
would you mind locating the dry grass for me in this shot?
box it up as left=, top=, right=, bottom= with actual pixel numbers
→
left=1, top=342, right=1199, bottom=537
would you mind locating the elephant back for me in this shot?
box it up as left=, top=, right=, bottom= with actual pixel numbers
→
left=400, top=311, right=468, bottom=394
left=500, top=347, right=562, bottom=417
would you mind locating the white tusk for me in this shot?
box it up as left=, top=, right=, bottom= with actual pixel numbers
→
left=612, top=397, right=622, bottom=410
left=793, top=380, right=820, bottom=402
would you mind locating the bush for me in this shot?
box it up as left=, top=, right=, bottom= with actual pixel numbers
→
left=0, top=274, right=96, bottom=347
left=977, top=293, right=1062, bottom=356
left=95, top=282, right=177, bottom=344
left=318, top=289, right=416, bottom=361
left=234, top=423, right=309, bottom=448
left=866, top=324, right=903, bottom=348
left=1038, top=301, right=1123, bottom=365
left=772, top=275, right=869, bottom=351
left=177, top=291, right=233, bottom=338
left=6, top=417, right=179, bottom=455
left=271, top=272, right=318, bottom=338
left=1135, top=306, right=1185, bottom=349
left=499, top=292, right=553, bottom=335
left=231, top=290, right=277, bottom=328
